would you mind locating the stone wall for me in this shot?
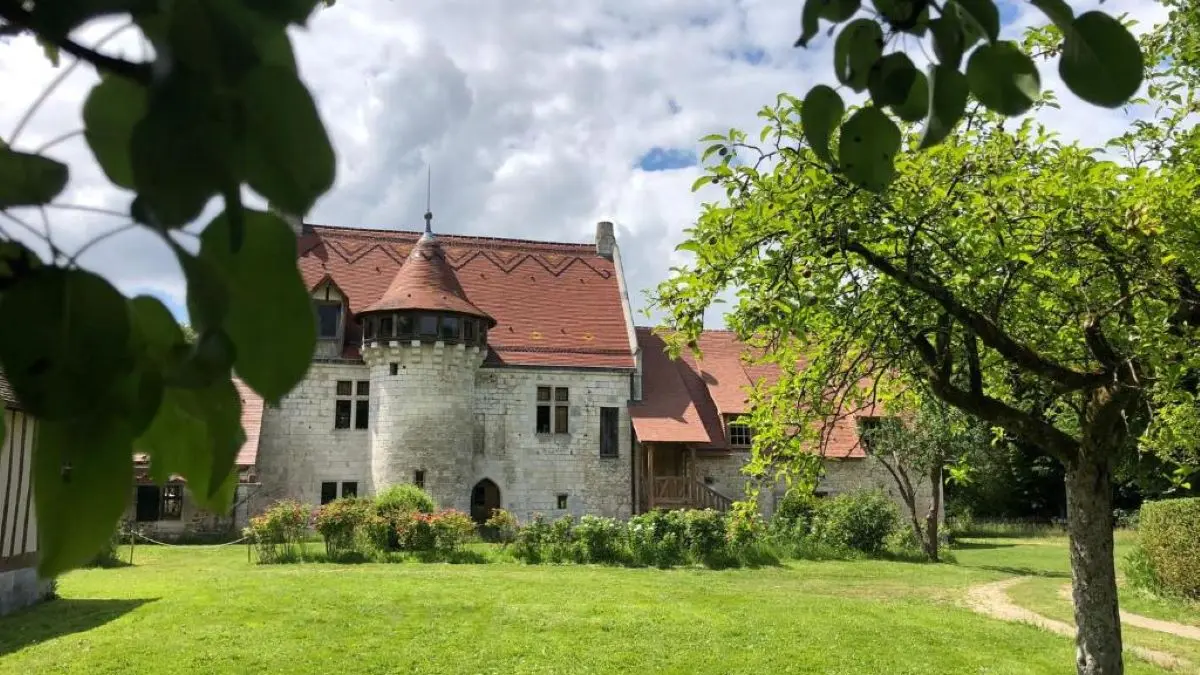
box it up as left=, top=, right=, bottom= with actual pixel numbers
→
left=692, top=452, right=940, bottom=520
left=255, top=361, right=372, bottom=511
left=252, top=355, right=636, bottom=521
left=472, top=367, right=634, bottom=519
left=0, top=567, right=54, bottom=617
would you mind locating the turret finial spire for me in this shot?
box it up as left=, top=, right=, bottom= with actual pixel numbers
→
left=423, top=166, right=433, bottom=234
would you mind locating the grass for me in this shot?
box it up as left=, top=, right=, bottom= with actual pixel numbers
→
left=0, top=536, right=1181, bottom=674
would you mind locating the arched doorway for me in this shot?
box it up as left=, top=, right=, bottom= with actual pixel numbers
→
left=470, top=479, right=501, bottom=524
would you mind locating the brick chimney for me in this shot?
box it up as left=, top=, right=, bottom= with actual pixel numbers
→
left=595, top=221, right=616, bottom=259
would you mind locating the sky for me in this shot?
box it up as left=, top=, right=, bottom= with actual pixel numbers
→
left=0, top=0, right=1171, bottom=329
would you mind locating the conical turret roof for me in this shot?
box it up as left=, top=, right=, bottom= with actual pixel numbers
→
left=360, top=231, right=495, bottom=326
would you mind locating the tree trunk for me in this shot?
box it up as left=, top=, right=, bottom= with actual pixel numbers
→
left=924, top=464, right=942, bottom=562
left=1065, top=445, right=1123, bottom=675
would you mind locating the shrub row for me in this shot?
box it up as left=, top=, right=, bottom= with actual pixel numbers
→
left=771, top=489, right=902, bottom=557
left=246, top=485, right=474, bottom=563
left=499, top=507, right=774, bottom=569
left=1126, top=498, right=1200, bottom=599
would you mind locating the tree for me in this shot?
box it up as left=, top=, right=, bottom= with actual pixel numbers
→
left=858, top=396, right=985, bottom=561
left=0, top=0, right=333, bottom=577
left=789, top=0, right=1146, bottom=192
left=653, top=23, right=1199, bottom=675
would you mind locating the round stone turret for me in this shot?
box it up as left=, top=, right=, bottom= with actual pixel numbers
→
left=358, top=231, right=493, bottom=510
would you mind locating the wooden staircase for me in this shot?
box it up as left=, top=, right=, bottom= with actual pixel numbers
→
left=648, top=477, right=733, bottom=512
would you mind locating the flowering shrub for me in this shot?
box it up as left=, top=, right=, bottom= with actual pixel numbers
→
left=512, top=513, right=553, bottom=563
left=394, top=509, right=477, bottom=555
left=246, top=500, right=312, bottom=563
left=809, top=490, right=898, bottom=554
left=374, top=484, right=437, bottom=550
left=628, top=510, right=688, bottom=567
left=574, top=515, right=627, bottom=564
left=682, top=509, right=727, bottom=563
left=314, top=498, right=375, bottom=560
left=484, top=508, right=519, bottom=545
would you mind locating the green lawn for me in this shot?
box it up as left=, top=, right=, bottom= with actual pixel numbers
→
left=0, top=538, right=1181, bottom=674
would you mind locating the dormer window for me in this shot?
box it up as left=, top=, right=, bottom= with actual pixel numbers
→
left=316, top=301, right=342, bottom=340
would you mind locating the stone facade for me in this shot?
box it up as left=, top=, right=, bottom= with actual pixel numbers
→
left=254, top=348, right=635, bottom=520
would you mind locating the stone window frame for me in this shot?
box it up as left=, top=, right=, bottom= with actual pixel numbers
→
left=319, top=480, right=359, bottom=505
left=599, top=406, right=619, bottom=458
left=536, top=386, right=569, bottom=434
left=334, top=379, right=371, bottom=430
left=726, top=416, right=753, bottom=448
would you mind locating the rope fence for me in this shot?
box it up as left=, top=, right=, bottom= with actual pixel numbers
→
left=119, top=527, right=254, bottom=565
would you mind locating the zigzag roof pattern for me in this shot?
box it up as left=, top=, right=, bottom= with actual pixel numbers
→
left=297, top=224, right=635, bottom=369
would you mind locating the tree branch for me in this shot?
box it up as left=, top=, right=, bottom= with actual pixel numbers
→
left=845, top=240, right=1111, bottom=391
left=0, top=2, right=151, bottom=84
left=910, top=332, right=1080, bottom=463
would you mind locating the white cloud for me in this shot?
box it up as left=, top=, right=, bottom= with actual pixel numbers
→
left=0, top=0, right=1173, bottom=329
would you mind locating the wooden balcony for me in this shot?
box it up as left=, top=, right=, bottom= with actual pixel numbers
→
left=640, top=443, right=733, bottom=513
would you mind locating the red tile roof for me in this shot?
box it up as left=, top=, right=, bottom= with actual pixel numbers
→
left=361, top=232, right=494, bottom=324
left=297, top=225, right=635, bottom=369
left=631, top=328, right=869, bottom=458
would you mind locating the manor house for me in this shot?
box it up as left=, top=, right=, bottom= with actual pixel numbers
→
left=129, top=217, right=914, bottom=537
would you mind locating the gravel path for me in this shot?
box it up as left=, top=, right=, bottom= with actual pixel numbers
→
left=965, top=578, right=1191, bottom=671
left=1053, top=584, right=1200, bottom=642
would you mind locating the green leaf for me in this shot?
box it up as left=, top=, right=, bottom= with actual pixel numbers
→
left=867, top=53, right=918, bottom=107
left=1060, top=12, right=1144, bottom=108
left=691, top=175, right=713, bottom=192
left=919, top=65, right=969, bottom=149
left=872, top=0, right=926, bottom=32
left=838, top=107, right=901, bottom=193
left=244, top=0, right=321, bottom=25
left=929, top=16, right=965, bottom=68
left=966, top=41, right=1041, bottom=116
left=0, top=269, right=133, bottom=420
left=1030, top=0, right=1073, bottom=30
left=817, top=0, right=860, bottom=22
left=198, top=209, right=315, bottom=403
left=802, top=85, right=845, bottom=165
left=83, top=76, right=147, bottom=190
left=834, top=19, right=884, bottom=92
left=0, top=148, right=68, bottom=208
left=137, top=377, right=243, bottom=507
left=28, top=0, right=142, bottom=39
left=0, top=240, right=43, bottom=292
left=129, top=295, right=188, bottom=368
left=795, top=0, right=822, bottom=47
left=168, top=0, right=263, bottom=85
left=239, top=65, right=335, bottom=216
left=35, top=414, right=135, bottom=578
left=130, top=77, right=232, bottom=227
left=949, top=0, right=999, bottom=43
left=892, top=68, right=929, bottom=122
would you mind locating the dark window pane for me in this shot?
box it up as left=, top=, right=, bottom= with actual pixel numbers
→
left=356, top=381, right=370, bottom=396
left=355, top=400, right=369, bottom=429
left=135, top=485, right=161, bottom=522
left=320, top=481, right=338, bottom=505
left=536, top=406, right=551, bottom=433
left=536, top=386, right=551, bottom=402
left=335, top=400, right=352, bottom=429
left=414, top=470, right=425, bottom=489
left=554, top=387, right=569, bottom=402
left=161, top=484, right=183, bottom=520
left=554, top=405, right=569, bottom=434
left=364, top=317, right=376, bottom=340
left=600, top=407, right=619, bottom=458
left=390, top=362, right=399, bottom=376
left=397, top=314, right=413, bottom=336
left=440, top=316, right=460, bottom=340
left=556, top=494, right=568, bottom=509
left=464, top=320, right=476, bottom=342
left=728, top=423, right=752, bottom=447
left=341, top=482, right=358, bottom=499
left=317, top=303, right=341, bottom=338
left=419, top=314, right=438, bottom=336
left=336, top=380, right=352, bottom=396
left=379, top=316, right=394, bottom=338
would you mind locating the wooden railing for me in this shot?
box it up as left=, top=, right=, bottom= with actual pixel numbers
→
left=652, top=476, right=690, bottom=503
left=694, top=482, right=733, bottom=512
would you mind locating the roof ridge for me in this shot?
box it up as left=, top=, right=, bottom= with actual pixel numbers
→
left=305, top=223, right=595, bottom=251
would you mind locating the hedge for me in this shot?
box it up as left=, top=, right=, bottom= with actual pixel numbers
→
left=1138, top=498, right=1200, bottom=599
